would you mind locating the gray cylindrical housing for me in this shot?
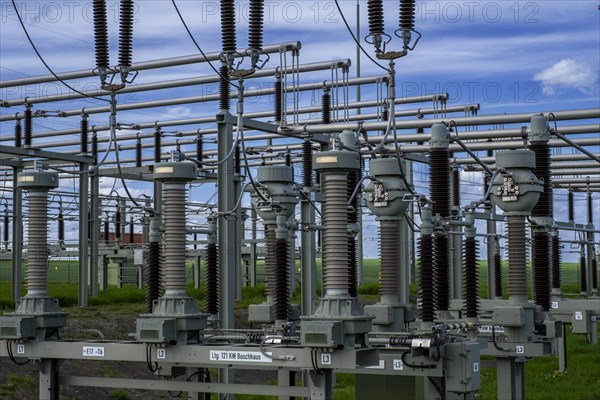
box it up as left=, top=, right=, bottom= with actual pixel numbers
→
left=322, top=173, right=350, bottom=297
left=252, top=165, right=298, bottom=223
left=25, top=189, right=51, bottom=296
left=364, top=158, right=409, bottom=218
left=162, top=182, right=189, bottom=296
left=153, top=162, right=197, bottom=182
left=529, top=114, right=550, bottom=143
left=429, top=123, right=449, bottom=149
left=339, top=130, right=357, bottom=150
left=17, top=170, right=59, bottom=190
left=491, top=150, right=543, bottom=215
left=313, top=150, right=359, bottom=172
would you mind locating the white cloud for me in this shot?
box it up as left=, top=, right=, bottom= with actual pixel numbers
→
left=533, top=58, right=599, bottom=96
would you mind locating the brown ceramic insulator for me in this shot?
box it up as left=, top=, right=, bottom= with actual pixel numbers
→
left=434, top=233, right=450, bottom=311
left=367, top=0, right=385, bottom=36
left=494, top=251, right=503, bottom=298
left=248, top=0, right=264, bottom=50
left=429, top=148, right=450, bottom=218
left=80, top=118, right=89, bottom=154
left=135, top=137, right=142, bottom=167
left=92, top=133, right=98, bottom=163
left=532, top=231, right=551, bottom=311
left=451, top=168, right=460, bottom=208
left=380, top=220, right=400, bottom=297
left=118, top=0, right=134, bottom=69
left=530, top=142, right=552, bottom=217
left=322, top=91, right=331, bottom=124
left=463, top=237, right=480, bottom=318
left=399, top=0, right=416, bottom=31
left=274, top=78, right=283, bottom=122
left=302, top=140, right=312, bottom=188
left=264, top=225, right=277, bottom=299
left=205, top=243, right=219, bottom=315
left=92, top=0, right=110, bottom=69
left=274, top=239, right=290, bottom=320
left=15, top=121, right=22, bottom=148
left=24, top=107, right=32, bottom=147
left=145, top=241, right=161, bottom=313
left=154, top=129, right=161, bottom=163
left=551, top=234, right=561, bottom=290
left=220, top=0, right=236, bottom=52
left=58, top=212, right=64, bottom=241
left=219, top=65, right=230, bottom=111
left=419, top=234, right=435, bottom=322
left=580, top=256, right=587, bottom=293
left=507, top=216, right=528, bottom=300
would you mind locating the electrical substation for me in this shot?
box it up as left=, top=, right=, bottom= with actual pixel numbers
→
left=0, top=1, right=599, bottom=399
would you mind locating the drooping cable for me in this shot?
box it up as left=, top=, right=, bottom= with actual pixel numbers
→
left=333, top=0, right=389, bottom=72
left=170, top=0, right=237, bottom=89
left=11, top=0, right=109, bottom=102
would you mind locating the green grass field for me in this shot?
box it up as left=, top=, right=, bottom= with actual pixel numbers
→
left=1, top=258, right=598, bottom=399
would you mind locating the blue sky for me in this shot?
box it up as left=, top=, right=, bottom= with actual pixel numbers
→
left=0, top=1, right=599, bottom=261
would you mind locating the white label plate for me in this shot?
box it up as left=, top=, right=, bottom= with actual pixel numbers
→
left=575, top=311, right=583, bottom=320
left=17, top=344, right=25, bottom=354
left=321, top=353, right=332, bottom=365
left=82, top=346, right=105, bottom=357
left=157, top=348, right=166, bottom=359
left=209, top=350, right=272, bottom=363
left=392, top=359, right=404, bottom=371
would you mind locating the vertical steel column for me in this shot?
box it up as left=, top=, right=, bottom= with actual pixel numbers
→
left=497, top=358, right=525, bottom=400
left=90, top=170, right=100, bottom=298
left=250, top=205, right=257, bottom=287
left=586, top=193, right=596, bottom=297
left=11, top=168, right=22, bottom=300
left=217, top=112, right=235, bottom=395
left=38, top=359, right=60, bottom=400
left=234, top=180, right=242, bottom=301
left=79, top=163, right=89, bottom=307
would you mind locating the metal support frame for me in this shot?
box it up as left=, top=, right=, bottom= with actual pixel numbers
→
left=78, top=164, right=89, bottom=306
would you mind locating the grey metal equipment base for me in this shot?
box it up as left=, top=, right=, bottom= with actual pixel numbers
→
left=0, top=339, right=379, bottom=399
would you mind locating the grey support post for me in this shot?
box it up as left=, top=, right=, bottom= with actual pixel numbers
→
left=79, top=163, right=89, bottom=306
left=90, top=168, right=100, bottom=298
left=217, top=111, right=236, bottom=397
